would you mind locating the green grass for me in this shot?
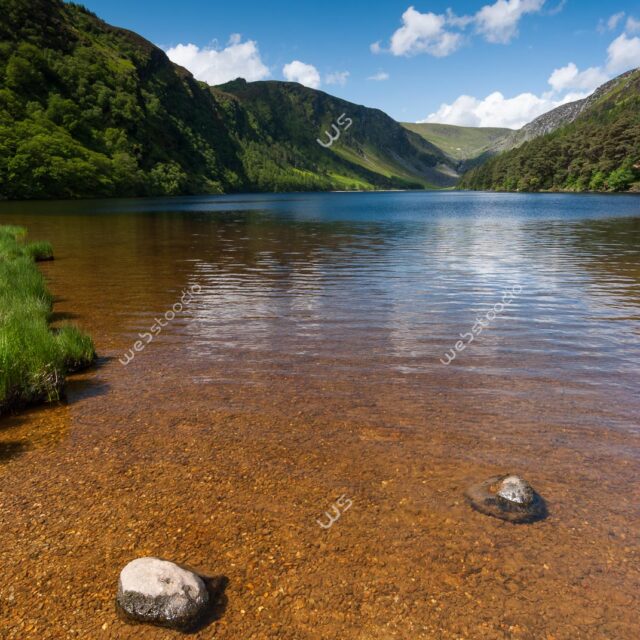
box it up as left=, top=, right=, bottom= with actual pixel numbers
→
left=401, top=123, right=512, bottom=162
left=331, top=145, right=437, bottom=189
left=23, top=241, right=54, bottom=261
left=326, top=172, right=375, bottom=191
left=0, top=226, right=95, bottom=415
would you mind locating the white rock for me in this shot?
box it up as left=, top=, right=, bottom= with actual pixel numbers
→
left=117, top=557, right=209, bottom=630
left=496, top=475, right=534, bottom=505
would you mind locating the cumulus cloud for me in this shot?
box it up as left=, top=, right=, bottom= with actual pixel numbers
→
left=166, top=35, right=270, bottom=85
left=421, top=26, right=640, bottom=129
left=373, top=1, right=549, bottom=58
left=548, top=62, right=609, bottom=93
left=325, top=71, right=350, bottom=86
left=627, top=17, right=640, bottom=33
left=282, top=60, right=321, bottom=88
left=421, top=71, right=593, bottom=129
left=387, top=6, right=463, bottom=56
left=368, top=71, right=390, bottom=81
left=606, top=32, right=640, bottom=73
left=423, top=91, right=552, bottom=128
left=475, top=0, right=546, bottom=44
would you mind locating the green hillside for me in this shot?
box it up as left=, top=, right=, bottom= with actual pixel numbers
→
left=459, top=68, right=640, bottom=192
left=0, top=0, right=244, bottom=199
left=0, top=0, right=457, bottom=200
left=215, top=79, right=457, bottom=190
left=402, top=122, right=512, bottom=162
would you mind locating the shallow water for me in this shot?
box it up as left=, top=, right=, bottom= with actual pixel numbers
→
left=0, top=192, right=639, bottom=639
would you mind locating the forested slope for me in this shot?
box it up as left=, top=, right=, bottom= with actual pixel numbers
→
left=460, top=69, right=640, bottom=192
left=0, top=0, right=455, bottom=200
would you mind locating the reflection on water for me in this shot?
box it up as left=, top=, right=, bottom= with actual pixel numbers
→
left=1, top=192, right=639, bottom=432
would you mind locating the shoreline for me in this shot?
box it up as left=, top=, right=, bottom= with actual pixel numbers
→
left=0, top=226, right=96, bottom=418
left=1, top=186, right=639, bottom=206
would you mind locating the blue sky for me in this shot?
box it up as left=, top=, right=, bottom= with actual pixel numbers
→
left=78, top=1, right=640, bottom=128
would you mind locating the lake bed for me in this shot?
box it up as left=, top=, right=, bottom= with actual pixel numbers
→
left=1, top=191, right=639, bottom=639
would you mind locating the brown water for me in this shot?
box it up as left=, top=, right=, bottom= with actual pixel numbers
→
left=0, top=192, right=639, bottom=639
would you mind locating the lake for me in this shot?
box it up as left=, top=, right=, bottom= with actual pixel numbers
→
left=1, top=191, right=639, bottom=639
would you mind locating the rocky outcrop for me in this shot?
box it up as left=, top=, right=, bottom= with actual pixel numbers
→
left=500, top=70, right=637, bottom=151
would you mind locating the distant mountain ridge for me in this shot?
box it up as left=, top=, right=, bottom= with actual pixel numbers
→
left=215, top=79, right=459, bottom=190
left=402, top=122, right=512, bottom=172
left=500, top=70, right=638, bottom=150
left=460, top=68, right=640, bottom=192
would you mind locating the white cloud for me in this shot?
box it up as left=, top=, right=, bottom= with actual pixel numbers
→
left=608, top=12, right=626, bottom=30
left=548, top=62, right=609, bottom=92
left=598, top=12, right=640, bottom=35
left=374, top=1, right=548, bottom=58
left=422, top=91, right=552, bottom=128
left=368, top=71, right=390, bottom=81
left=546, top=0, right=566, bottom=17
left=598, top=11, right=626, bottom=34
left=475, top=0, right=546, bottom=44
left=388, top=6, right=463, bottom=57
left=325, top=71, right=350, bottom=86
left=166, top=35, right=270, bottom=85
left=421, top=77, right=596, bottom=129
left=282, top=60, right=321, bottom=88
left=421, top=26, right=640, bottom=129
left=606, top=32, right=640, bottom=73
left=445, top=8, right=475, bottom=29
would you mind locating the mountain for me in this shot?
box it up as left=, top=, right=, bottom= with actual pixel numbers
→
left=215, top=79, right=458, bottom=191
left=499, top=70, right=638, bottom=151
left=401, top=122, right=512, bottom=170
left=0, top=0, right=458, bottom=200
left=4, top=0, right=635, bottom=199
left=0, top=0, right=242, bottom=199
left=460, top=68, right=640, bottom=192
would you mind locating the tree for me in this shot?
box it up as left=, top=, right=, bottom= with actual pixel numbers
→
left=607, top=165, right=635, bottom=192
left=149, top=162, right=187, bottom=196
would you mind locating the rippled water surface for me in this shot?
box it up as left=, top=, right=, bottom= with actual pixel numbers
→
left=0, top=192, right=639, bottom=639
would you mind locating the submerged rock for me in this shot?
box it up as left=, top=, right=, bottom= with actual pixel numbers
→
left=116, top=557, right=209, bottom=631
left=465, top=474, right=547, bottom=523
left=496, top=475, right=535, bottom=505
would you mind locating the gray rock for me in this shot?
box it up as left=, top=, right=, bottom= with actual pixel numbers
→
left=464, top=474, right=547, bottom=523
left=496, top=475, right=534, bottom=505
left=116, top=557, right=209, bottom=630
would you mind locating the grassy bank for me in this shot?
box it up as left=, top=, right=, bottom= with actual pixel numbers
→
left=0, top=226, right=95, bottom=415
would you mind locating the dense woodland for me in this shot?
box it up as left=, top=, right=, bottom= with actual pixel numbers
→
left=0, top=0, right=452, bottom=200
left=1, top=0, right=638, bottom=200
left=1, top=0, right=236, bottom=198
left=460, top=70, right=640, bottom=193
